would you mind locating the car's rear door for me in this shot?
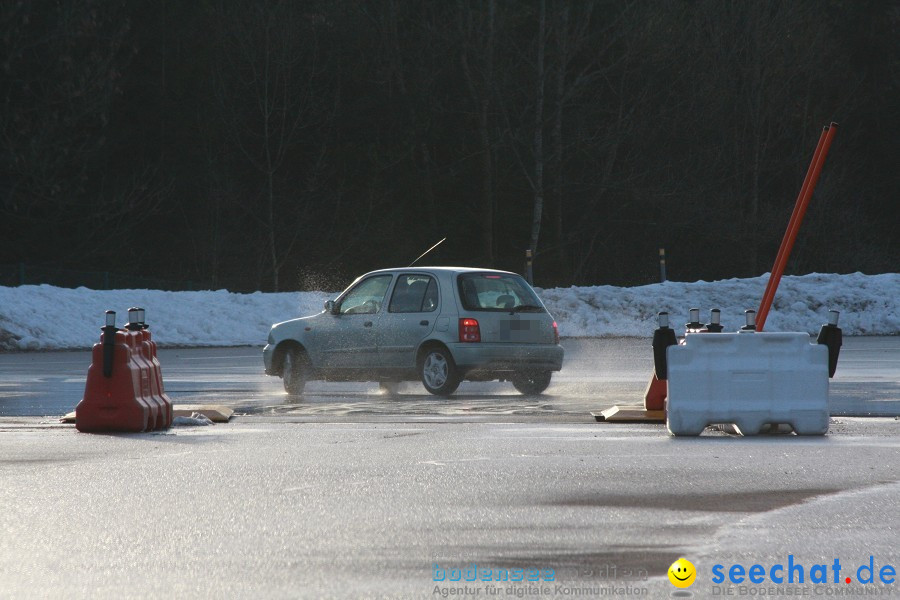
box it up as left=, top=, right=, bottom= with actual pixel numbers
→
left=376, top=273, right=439, bottom=368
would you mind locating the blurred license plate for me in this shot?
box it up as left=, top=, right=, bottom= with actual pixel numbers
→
left=499, top=319, right=534, bottom=341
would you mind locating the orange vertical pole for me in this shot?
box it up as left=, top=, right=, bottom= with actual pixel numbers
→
left=757, top=126, right=828, bottom=324
left=757, top=123, right=838, bottom=331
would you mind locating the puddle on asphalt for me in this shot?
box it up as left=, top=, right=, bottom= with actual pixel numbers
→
left=548, top=488, right=840, bottom=513
left=244, top=395, right=577, bottom=417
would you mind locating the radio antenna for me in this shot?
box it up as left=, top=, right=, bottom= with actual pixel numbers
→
left=408, top=237, right=446, bottom=267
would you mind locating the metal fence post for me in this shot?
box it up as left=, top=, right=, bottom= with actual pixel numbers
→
left=659, top=248, right=667, bottom=282
left=525, top=250, right=534, bottom=285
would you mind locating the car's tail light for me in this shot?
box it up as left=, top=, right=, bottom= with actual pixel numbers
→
left=552, top=321, right=559, bottom=345
left=459, top=318, right=481, bottom=342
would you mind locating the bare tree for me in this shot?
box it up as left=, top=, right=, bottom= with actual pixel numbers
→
left=679, top=1, right=830, bottom=274
left=528, top=0, right=547, bottom=261
left=0, top=0, right=140, bottom=262
left=212, top=0, right=327, bottom=291
left=547, top=0, right=619, bottom=283
left=458, top=0, right=497, bottom=265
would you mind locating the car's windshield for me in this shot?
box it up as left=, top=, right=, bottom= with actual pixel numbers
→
left=456, top=273, right=545, bottom=312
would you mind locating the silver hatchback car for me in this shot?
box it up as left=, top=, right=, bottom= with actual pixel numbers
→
left=263, top=267, right=564, bottom=396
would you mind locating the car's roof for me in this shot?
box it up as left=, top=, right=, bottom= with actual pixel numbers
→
left=364, top=266, right=519, bottom=276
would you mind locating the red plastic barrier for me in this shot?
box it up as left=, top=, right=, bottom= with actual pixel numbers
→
left=140, top=327, right=172, bottom=428
left=126, top=330, right=163, bottom=430
left=151, top=333, right=174, bottom=428
left=643, top=373, right=667, bottom=411
left=76, top=330, right=152, bottom=433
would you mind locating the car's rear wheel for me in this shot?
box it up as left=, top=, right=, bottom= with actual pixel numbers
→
left=282, top=348, right=308, bottom=396
left=419, top=347, right=460, bottom=396
left=511, top=371, right=552, bottom=395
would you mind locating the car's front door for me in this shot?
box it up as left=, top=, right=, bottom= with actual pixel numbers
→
left=376, top=273, right=439, bottom=368
left=314, top=274, right=393, bottom=370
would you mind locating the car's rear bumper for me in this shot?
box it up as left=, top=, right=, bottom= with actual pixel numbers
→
left=263, top=344, right=275, bottom=375
left=448, top=342, right=564, bottom=372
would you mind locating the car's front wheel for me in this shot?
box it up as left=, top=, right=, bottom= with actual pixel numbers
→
left=511, top=371, right=552, bottom=395
left=419, top=347, right=460, bottom=396
left=281, top=348, right=308, bottom=396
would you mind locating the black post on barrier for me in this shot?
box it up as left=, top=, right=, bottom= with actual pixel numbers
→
left=817, top=310, right=842, bottom=378
left=686, top=308, right=704, bottom=333
left=125, top=307, right=142, bottom=332
left=741, top=309, right=757, bottom=331
left=102, top=311, right=117, bottom=378
left=659, top=248, right=667, bottom=282
left=652, top=312, right=678, bottom=380
left=705, top=309, right=724, bottom=333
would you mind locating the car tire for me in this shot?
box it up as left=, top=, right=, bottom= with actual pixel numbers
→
left=282, top=348, right=308, bottom=396
left=419, top=347, right=460, bottom=396
left=511, top=371, right=552, bottom=395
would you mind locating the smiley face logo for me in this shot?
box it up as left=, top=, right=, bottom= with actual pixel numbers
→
left=668, top=558, right=696, bottom=588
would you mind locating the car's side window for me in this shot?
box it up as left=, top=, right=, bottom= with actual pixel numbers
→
left=339, top=275, right=393, bottom=315
left=422, top=278, right=438, bottom=312
left=389, top=274, right=438, bottom=313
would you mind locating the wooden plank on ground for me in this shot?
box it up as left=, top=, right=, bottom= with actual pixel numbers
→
left=592, top=405, right=666, bottom=423
left=61, top=405, right=234, bottom=424
left=172, top=405, right=234, bottom=423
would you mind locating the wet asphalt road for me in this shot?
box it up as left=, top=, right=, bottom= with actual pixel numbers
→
left=0, top=337, right=898, bottom=419
left=1, top=338, right=899, bottom=598
left=1, top=417, right=899, bottom=599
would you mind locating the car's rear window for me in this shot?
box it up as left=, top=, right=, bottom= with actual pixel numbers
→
left=456, top=273, right=545, bottom=312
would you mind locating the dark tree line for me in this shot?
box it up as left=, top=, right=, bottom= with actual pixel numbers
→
left=2, top=0, right=897, bottom=292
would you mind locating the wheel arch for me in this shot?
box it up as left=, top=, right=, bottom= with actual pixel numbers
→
left=272, top=340, right=308, bottom=376
left=415, top=339, right=453, bottom=371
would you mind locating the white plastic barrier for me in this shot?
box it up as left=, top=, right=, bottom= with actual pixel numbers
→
left=666, top=332, right=829, bottom=436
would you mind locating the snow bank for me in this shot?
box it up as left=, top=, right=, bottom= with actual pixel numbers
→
left=0, top=273, right=896, bottom=350
left=0, top=286, right=330, bottom=351
left=540, top=272, right=900, bottom=339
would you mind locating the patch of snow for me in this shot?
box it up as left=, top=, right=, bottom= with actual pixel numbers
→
left=0, top=272, right=896, bottom=351
left=172, top=412, right=215, bottom=426
left=538, top=272, right=899, bottom=338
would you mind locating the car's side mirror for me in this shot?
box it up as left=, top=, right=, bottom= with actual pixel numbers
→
left=324, top=300, right=337, bottom=314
